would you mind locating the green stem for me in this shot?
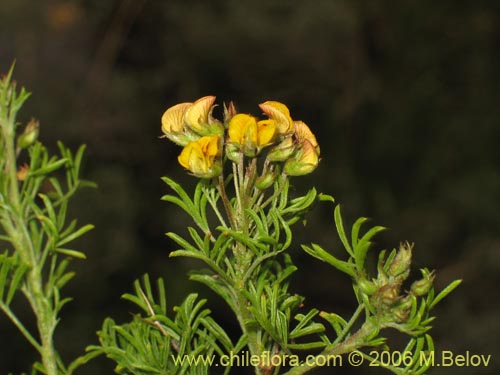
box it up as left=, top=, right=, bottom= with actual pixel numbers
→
left=260, top=172, right=287, bottom=210
left=332, top=303, right=364, bottom=345
left=1, top=108, right=60, bottom=375
left=2, top=121, right=20, bottom=208
left=216, top=175, right=235, bottom=228
left=283, top=321, right=374, bottom=375
left=228, top=153, right=265, bottom=374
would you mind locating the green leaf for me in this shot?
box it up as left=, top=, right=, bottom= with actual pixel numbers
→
left=354, top=225, right=385, bottom=270
left=58, top=219, right=77, bottom=239
left=56, top=200, right=68, bottom=231
left=38, top=215, right=59, bottom=239
left=429, top=279, right=462, bottom=310
left=211, top=231, right=232, bottom=266
left=187, top=227, right=206, bottom=254
left=189, top=272, right=236, bottom=313
left=216, top=227, right=265, bottom=254
left=167, top=232, right=200, bottom=254
left=318, top=193, right=335, bottom=203
left=67, top=350, right=102, bottom=375
left=287, top=341, right=327, bottom=350
left=290, top=309, right=321, bottom=339
left=54, top=248, right=86, bottom=259
left=54, top=271, right=75, bottom=290
left=334, top=205, right=354, bottom=257
left=351, top=217, right=368, bottom=249
left=73, top=144, right=87, bottom=178
left=246, top=208, right=267, bottom=237
left=281, top=187, right=317, bottom=216
left=0, top=254, right=10, bottom=302
left=56, top=224, right=94, bottom=247
left=6, top=262, right=29, bottom=305
left=280, top=294, right=303, bottom=312
left=157, top=277, right=167, bottom=314
left=162, top=177, right=210, bottom=232
left=319, top=311, right=348, bottom=336
left=169, top=249, right=208, bottom=262
left=202, top=315, right=233, bottom=354
left=38, top=194, right=57, bottom=224
left=29, top=158, right=68, bottom=176
left=302, top=244, right=355, bottom=277
left=275, top=210, right=293, bottom=251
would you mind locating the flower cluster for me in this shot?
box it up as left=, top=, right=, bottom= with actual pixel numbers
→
left=161, top=96, right=320, bottom=178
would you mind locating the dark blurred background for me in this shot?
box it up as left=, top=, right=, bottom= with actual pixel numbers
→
left=1, top=1, right=499, bottom=374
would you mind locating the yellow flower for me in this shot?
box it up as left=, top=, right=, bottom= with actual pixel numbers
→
left=178, top=135, right=222, bottom=178
left=258, top=101, right=294, bottom=135
left=284, top=139, right=319, bottom=176
left=228, top=113, right=276, bottom=157
left=161, top=102, right=195, bottom=146
left=161, top=96, right=222, bottom=146
left=294, top=121, right=320, bottom=154
left=185, top=96, right=217, bottom=134
left=283, top=121, right=320, bottom=176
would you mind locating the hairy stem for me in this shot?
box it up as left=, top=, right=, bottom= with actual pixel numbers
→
left=1, top=103, right=60, bottom=375
left=283, top=321, right=374, bottom=375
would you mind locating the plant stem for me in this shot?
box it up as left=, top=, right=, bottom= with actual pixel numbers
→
left=217, top=175, right=235, bottom=228
left=332, top=303, right=364, bottom=345
left=1, top=108, right=60, bottom=375
left=227, top=153, right=265, bottom=373
left=234, top=291, right=263, bottom=365
left=283, top=321, right=374, bottom=375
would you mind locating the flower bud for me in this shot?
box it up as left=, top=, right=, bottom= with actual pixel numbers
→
left=378, top=283, right=401, bottom=306
left=392, top=296, right=412, bottom=322
left=17, top=163, right=29, bottom=181
left=267, top=136, right=295, bottom=162
left=388, top=242, right=413, bottom=278
left=223, top=101, right=237, bottom=123
left=411, top=269, right=435, bottom=296
left=225, top=142, right=240, bottom=163
left=284, top=140, right=319, bottom=176
left=255, top=170, right=277, bottom=190
left=17, top=118, right=39, bottom=149
left=357, top=277, right=378, bottom=296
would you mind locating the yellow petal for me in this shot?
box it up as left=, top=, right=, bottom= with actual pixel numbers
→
left=178, top=141, right=198, bottom=170
left=185, top=96, right=216, bottom=133
left=199, top=134, right=220, bottom=159
left=178, top=135, right=221, bottom=178
left=259, top=101, right=294, bottom=134
left=294, top=121, right=319, bottom=153
left=298, top=140, right=319, bottom=166
left=257, top=119, right=276, bottom=146
left=228, top=114, right=258, bottom=145
left=161, top=102, right=192, bottom=134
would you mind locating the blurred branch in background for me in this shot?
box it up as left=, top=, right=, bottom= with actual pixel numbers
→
left=82, top=0, right=146, bottom=104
